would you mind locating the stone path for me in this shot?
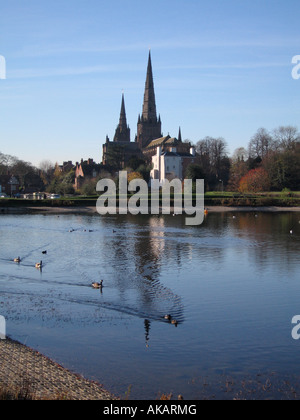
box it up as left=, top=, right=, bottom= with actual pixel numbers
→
left=0, top=338, right=118, bottom=400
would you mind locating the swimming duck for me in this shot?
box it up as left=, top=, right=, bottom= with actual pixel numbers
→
left=42, top=251, right=47, bottom=255
left=171, top=319, right=178, bottom=327
left=14, top=257, right=21, bottom=263
left=92, top=280, right=103, bottom=289
left=35, top=261, right=43, bottom=269
left=164, top=314, right=172, bottom=321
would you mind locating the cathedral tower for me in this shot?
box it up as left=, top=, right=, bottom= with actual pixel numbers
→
left=136, top=52, right=162, bottom=149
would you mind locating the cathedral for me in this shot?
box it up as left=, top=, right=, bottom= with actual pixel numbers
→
left=102, top=52, right=192, bottom=169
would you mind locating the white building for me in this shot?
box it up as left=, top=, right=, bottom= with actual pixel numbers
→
left=151, top=146, right=196, bottom=183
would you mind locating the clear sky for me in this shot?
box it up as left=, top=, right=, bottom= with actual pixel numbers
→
left=0, top=0, right=299, bottom=167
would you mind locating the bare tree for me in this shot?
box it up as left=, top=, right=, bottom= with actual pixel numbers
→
left=248, top=128, right=274, bottom=160
left=39, top=160, right=54, bottom=173
left=196, top=136, right=229, bottom=188
left=272, top=126, right=300, bottom=152
left=11, top=160, right=35, bottom=189
left=196, top=136, right=228, bottom=171
left=232, top=147, right=248, bottom=163
left=39, top=160, right=55, bottom=186
left=0, top=152, right=18, bottom=174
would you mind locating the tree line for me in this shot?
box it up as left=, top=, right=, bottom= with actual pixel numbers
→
left=187, top=125, right=300, bottom=192
left=1, top=125, right=299, bottom=195
left=0, top=152, right=44, bottom=192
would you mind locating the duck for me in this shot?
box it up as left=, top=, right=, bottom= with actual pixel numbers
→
left=35, top=261, right=43, bottom=269
left=42, top=250, right=47, bottom=255
left=290, top=230, right=293, bottom=235
left=14, top=257, right=21, bottom=263
left=92, top=280, right=103, bottom=289
left=171, top=319, right=178, bottom=327
left=164, top=314, right=172, bottom=321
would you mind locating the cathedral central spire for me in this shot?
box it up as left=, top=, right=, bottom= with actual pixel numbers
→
left=119, top=93, right=127, bottom=131
left=137, top=51, right=162, bottom=149
left=142, top=51, right=157, bottom=122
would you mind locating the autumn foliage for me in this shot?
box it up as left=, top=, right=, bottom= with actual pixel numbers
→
left=239, top=168, right=271, bottom=193
left=127, top=172, right=144, bottom=183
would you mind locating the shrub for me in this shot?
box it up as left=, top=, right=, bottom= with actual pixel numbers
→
left=239, top=168, right=271, bottom=193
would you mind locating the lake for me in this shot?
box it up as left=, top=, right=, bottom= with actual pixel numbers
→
left=0, top=211, right=300, bottom=399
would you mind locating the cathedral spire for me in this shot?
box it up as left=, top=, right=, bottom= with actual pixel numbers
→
left=137, top=52, right=162, bottom=149
left=142, top=51, right=157, bottom=122
left=114, top=93, right=130, bottom=143
left=119, top=93, right=128, bottom=131
left=178, top=127, right=182, bottom=143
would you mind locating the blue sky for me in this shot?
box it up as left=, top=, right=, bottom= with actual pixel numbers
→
left=0, top=0, right=299, bottom=166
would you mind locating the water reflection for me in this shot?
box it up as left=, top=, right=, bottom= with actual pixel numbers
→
left=226, top=213, right=299, bottom=273
left=99, top=215, right=185, bottom=325
left=144, top=319, right=151, bottom=348
left=0, top=211, right=299, bottom=399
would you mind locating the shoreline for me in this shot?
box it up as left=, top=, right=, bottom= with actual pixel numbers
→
left=0, top=205, right=299, bottom=215
left=0, top=337, right=118, bottom=400
left=2, top=337, right=300, bottom=400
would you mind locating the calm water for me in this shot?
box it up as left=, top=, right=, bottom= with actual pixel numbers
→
left=0, top=211, right=300, bottom=399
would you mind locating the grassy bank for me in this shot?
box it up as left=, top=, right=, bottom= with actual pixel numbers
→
left=0, top=191, right=299, bottom=209
left=204, top=191, right=300, bottom=207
